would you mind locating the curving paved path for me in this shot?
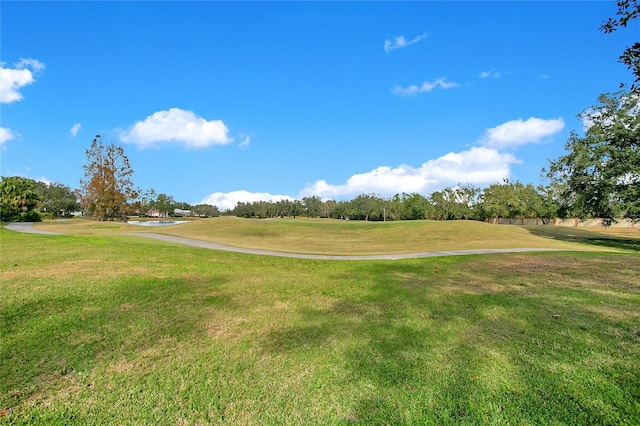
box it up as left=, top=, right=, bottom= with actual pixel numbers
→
left=134, top=233, right=562, bottom=260
left=4, top=222, right=563, bottom=260
left=4, top=222, right=61, bottom=235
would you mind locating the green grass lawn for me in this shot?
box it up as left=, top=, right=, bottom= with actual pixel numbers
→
left=1, top=223, right=639, bottom=424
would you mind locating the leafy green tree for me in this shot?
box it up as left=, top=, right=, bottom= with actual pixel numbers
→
left=0, top=176, right=41, bottom=221
left=153, top=193, right=176, bottom=217
left=34, top=181, right=79, bottom=216
left=480, top=180, right=528, bottom=223
left=533, top=185, right=561, bottom=224
left=320, top=199, right=337, bottom=218
left=429, top=185, right=480, bottom=220
left=79, top=135, right=137, bottom=220
left=546, top=91, right=640, bottom=223
left=135, top=188, right=157, bottom=217
left=302, top=196, right=322, bottom=218
left=191, top=204, right=219, bottom=217
left=601, top=0, right=640, bottom=89
left=346, top=194, right=385, bottom=221
left=391, top=193, right=429, bottom=220
left=290, top=200, right=304, bottom=218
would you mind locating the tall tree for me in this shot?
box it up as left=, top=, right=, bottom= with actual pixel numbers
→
left=546, top=92, right=640, bottom=223
left=601, top=0, right=640, bottom=89
left=79, top=135, right=137, bottom=220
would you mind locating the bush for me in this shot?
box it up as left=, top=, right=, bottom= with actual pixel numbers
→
left=38, top=211, right=55, bottom=220
left=18, top=211, right=42, bottom=222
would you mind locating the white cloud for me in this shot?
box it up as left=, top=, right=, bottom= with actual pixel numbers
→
left=238, top=135, right=250, bottom=149
left=0, top=58, right=45, bottom=104
left=17, top=59, right=45, bottom=73
left=70, top=123, right=82, bottom=137
left=299, top=147, right=519, bottom=199
left=201, top=190, right=294, bottom=211
left=384, top=34, right=427, bottom=52
left=479, top=69, right=502, bottom=79
left=36, top=176, right=53, bottom=186
left=0, top=127, right=18, bottom=146
left=119, top=108, right=233, bottom=149
left=391, top=78, right=459, bottom=96
left=480, top=117, right=565, bottom=150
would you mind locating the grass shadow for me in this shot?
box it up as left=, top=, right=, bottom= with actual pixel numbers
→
left=524, top=225, right=640, bottom=252
left=257, top=256, right=640, bottom=424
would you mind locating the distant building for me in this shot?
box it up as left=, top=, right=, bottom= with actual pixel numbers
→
left=174, top=208, right=191, bottom=217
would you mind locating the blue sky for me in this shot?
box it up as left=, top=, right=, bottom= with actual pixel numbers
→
left=1, top=1, right=636, bottom=210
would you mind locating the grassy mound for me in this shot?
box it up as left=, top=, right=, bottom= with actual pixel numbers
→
left=33, top=216, right=640, bottom=255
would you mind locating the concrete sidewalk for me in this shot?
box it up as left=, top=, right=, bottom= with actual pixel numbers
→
left=4, top=222, right=61, bottom=235
left=134, top=233, right=563, bottom=260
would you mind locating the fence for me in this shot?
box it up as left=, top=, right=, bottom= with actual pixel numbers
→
left=488, top=217, right=637, bottom=228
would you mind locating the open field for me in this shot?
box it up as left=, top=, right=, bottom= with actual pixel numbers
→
left=31, top=216, right=640, bottom=255
left=1, top=221, right=639, bottom=424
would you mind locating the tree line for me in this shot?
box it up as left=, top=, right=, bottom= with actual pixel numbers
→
left=229, top=182, right=557, bottom=223
left=0, top=173, right=220, bottom=222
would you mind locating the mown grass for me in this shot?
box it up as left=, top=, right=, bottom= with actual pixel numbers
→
left=34, top=216, right=640, bottom=255
left=1, top=227, right=639, bottom=424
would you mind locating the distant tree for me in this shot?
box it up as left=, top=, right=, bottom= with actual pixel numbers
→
left=601, top=0, right=640, bottom=89
left=429, top=186, right=480, bottom=220
left=480, top=180, right=528, bottom=224
left=191, top=204, right=219, bottom=217
left=320, top=199, right=337, bottom=218
left=34, top=181, right=79, bottom=216
left=348, top=194, right=384, bottom=221
left=455, top=184, right=482, bottom=220
left=391, top=193, right=429, bottom=220
left=546, top=91, right=640, bottom=223
left=533, top=185, right=561, bottom=224
left=79, top=135, right=137, bottom=220
left=136, top=188, right=157, bottom=217
left=153, top=193, right=176, bottom=217
left=0, top=176, right=40, bottom=222
left=302, top=196, right=322, bottom=218
left=290, top=200, right=304, bottom=218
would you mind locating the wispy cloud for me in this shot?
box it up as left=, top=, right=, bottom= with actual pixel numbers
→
left=391, top=78, right=459, bottom=96
left=0, top=58, right=45, bottom=104
left=384, top=34, right=426, bottom=52
left=0, top=127, right=18, bottom=148
left=201, top=190, right=294, bottom=211
left=70, top=123, right=82, bottom=137
left=479, top=69, right=502, bottom=79
left=238, top=135, right=250, bottom=149
left=480, top=117, right=565, bottom=150
left=119, top=108, right=233, bottom=149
